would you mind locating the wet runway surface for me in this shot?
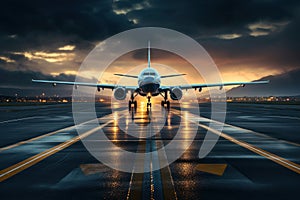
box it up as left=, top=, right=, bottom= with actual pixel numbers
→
left=0, top=102, right=299, bottom=200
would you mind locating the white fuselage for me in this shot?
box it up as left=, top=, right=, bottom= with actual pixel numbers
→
left=137, top=67, right=161, bottom=96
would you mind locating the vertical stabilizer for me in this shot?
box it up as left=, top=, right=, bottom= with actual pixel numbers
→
left=148, top=41, right=151, bottom=68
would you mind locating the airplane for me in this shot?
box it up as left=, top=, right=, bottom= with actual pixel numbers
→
left=32, top=42, right=269, bottom=110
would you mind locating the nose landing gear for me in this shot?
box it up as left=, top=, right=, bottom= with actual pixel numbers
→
left=147, top=96, right=152, bottom=110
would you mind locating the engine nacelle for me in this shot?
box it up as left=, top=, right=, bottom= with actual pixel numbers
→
left=170, top=87, right=183, bottom=100
left=114, top=87, right=126, bottom=100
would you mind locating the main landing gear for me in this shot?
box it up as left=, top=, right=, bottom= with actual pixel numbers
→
left=161, top=100, right=170, bottom=109
left=128, top=90, right=171, bottom=111
left=160, top=90, right=170, bottom=110
left=129, top=93, right=138, bottom=111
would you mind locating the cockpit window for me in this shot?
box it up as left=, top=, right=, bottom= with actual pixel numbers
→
left=143, top=72, right=156, bottom=76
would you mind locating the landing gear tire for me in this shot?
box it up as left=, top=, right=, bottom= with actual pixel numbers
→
left=128, top=101, right=132, bottom=111
left=134, top=101, right=137, bottom=110
left=161, top=100, right=170, bottom=110
left=129, top=100, right=137, bottom=111
left=166, top=101, right=170, bottom=110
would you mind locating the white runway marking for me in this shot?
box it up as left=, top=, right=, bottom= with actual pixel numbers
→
left=0, top=116, right=42, bottom=124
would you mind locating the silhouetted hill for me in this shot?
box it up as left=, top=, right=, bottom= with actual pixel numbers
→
left=227, top=69, right=300, bottom=97
left=0, top=68, right=97, bottom=97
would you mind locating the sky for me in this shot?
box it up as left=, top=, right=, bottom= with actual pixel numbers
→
left=0, top=0, right=300, bottom=96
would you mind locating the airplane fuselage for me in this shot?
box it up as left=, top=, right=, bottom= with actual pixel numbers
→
left=137, top=67, right=161, bottom=96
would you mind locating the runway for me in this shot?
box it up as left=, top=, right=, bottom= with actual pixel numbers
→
left=0, top=102, right=299, bottom=200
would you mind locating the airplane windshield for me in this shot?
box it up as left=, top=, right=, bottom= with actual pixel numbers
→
left=143, top=72, right=156, bottom=76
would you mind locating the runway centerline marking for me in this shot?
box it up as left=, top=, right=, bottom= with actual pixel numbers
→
left=156, top=139, right=178, bottom=200
left=126, top=140, right=146, bottom=200
left=172, top=110, right=300, bottom=175
left=0, top=119, right=113, bottom=182
left=126, top=109, right=178, bottom=200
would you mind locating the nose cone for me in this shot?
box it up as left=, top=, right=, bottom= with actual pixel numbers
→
left=144, top=76, right=155, bottom=83
left=140, top=76, right=159, bottom=93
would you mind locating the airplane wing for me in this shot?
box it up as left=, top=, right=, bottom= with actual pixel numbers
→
left=32, top=79, right=137, bottom=91
left=161, top=80, right=269, bottom=90
left=160, top=74, right=186, bottom=78
left=113, top=73, right=187, bottom=79
left=113, top=74, right=139, bottom=78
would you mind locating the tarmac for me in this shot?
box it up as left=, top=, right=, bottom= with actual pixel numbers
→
left=0, top=102, right=299, bottom=200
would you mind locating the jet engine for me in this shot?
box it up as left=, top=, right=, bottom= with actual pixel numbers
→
left=170, top=87, right=183, bottom=100
left=114, top=87, right=126, bottom=100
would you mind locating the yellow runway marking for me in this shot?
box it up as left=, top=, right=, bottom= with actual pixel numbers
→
left=195, top=164, right=227, bottom=176
left=172, top=109, right=300, bottom=147
left=126, top=141, right=146, bottom=200
left=126, top=110, right=153, bottom=200
left=197, top=123, right=300, bottom=174
left=80, top=164, right=110, bottom=175
left=0, top=120, right=112, bottom=182
left=172, top=111, right=300, bottom=175
left=0, top=114, right=116, bottom=152
left=156, top=140, right=178, bottom=200
left=0, top=126, right=75, bottom=152
left=216, top=119, right=300, bottom=147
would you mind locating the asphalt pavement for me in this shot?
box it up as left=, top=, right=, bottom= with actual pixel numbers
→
left=0, top=102, right=299, bottom=200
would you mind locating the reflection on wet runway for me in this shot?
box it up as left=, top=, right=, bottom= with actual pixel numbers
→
left=0, top=103, right=299, bottom=200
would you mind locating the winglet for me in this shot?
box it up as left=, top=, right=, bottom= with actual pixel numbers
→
left=148, top=41, right=151, bottom=68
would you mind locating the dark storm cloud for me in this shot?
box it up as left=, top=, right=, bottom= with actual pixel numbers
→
left=0, top=0, right=300, bottom=96
left=0, top=0, right=137, bottom=76
left=1, top=0, right=298, bottom=51
left=0, top=0, right=131, bottom=39
left=0, top=0, right=134, bottom=56
left=1, top=0, right=299, bottom=59
left=131, top=48, right=176, bottom=61
left=126, top=0, right=297, bottom=36
left=124, top=0, right=300, bottom=72
left=201, top=16, right=300, bottom=71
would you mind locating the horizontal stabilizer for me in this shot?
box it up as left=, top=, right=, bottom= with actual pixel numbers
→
left=160, top=74, right=186, bottom=78
left=114, top=74, right=139, bottom=78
